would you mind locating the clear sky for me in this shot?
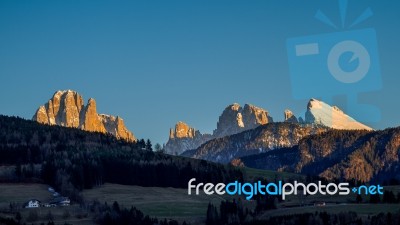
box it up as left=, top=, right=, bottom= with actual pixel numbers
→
left=1, top=0, right=399, bottom=145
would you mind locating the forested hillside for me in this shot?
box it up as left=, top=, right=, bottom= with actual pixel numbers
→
left=239, top=128, right=400, bottom=183
left=0, top=115, right=243, bottom=202
left=185, top=122, right=328, bottom=163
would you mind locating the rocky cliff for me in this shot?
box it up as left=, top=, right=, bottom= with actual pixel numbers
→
left=185, top=123, right=328, bottom=163
left=33, top=90, right=135, bottom=142
left=176, top=99, right=374, bottom=163
left=239, top=127, right=400, bottom=183
left=213, top=103, right=273, bottom=138
left=164, top=121, right=212, bottom=155
left=284, top=109, right=298, bottom=123
left=164, top=103, right=273, bottom=155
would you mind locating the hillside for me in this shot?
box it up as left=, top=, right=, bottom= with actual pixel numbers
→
left=184, top=122, right=328, bottom=163
left=0, top=115, right=243, bottom=200
left=239, top=128, right=400, bottom=183
left=166, top=98, right=372, bottom=156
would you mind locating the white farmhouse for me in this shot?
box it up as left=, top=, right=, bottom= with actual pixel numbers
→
left=24, top=199, right=41, bottom=208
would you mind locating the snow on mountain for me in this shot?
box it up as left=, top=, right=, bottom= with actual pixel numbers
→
left=165, top=99, right=373, bottom=157
left=305, top=98, right=373, bottom=131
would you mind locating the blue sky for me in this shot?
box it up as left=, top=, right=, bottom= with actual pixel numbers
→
left=0, top=0, right=399, bottom=144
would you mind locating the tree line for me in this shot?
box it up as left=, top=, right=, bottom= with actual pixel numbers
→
left=0, top=115, right=243, bottom=202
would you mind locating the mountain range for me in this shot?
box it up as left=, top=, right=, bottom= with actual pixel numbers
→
left=7, top=89, right=400, bottom=184
left=165, top=103, right=273, bottom=155
left=238, top=127, right=400, bottom=183
left=164, top=99, right=399, bottom=183
left=182, top=122, right=328, bottom=163
left=33, top=90, right=136, bottom=142
left=165, top=98, right=373, bottom=158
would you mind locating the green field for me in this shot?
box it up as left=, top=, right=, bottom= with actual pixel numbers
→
left=0, top=183, right=52, bottom=208
left=243, top=167, right=305, bottom=181
left=81, top=167, right=306, bottom=219
left=82, top=183, right=238, bottom=220
left=0, top=183, right=93, bottom=225
left=0, top=179, right=399, bottom=224
left=0, top=183, right=239, bottom=224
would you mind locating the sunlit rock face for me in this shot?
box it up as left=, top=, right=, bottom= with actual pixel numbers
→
left=284, top=109, right=298, bottom=123
left=213, top=103, right=273, bottom=138
left=165, top=103, right=273, bottom=155
left=33, top=90, right=136, bottom=142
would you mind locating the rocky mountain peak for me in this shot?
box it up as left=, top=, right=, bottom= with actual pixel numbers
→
left=87, top=97, right=96, bottom=105
left=165, top=103, right=273, bottom=155
left=81, top=98, right=106, bottom=133
left=284, top=109, right=298, bottom=123
left=242, top=104, right=272, bottom=126
left=100, top=114, right=135, bottom=141
left=305, top=98, right=372, bottom=130
left=213, top=103, right=272, bottom=138
left=34, top=90, right=84, bottom=127
left=230, top=103, right=241, bottom=111
left=213, top=104, right=244, bottom=138
left=33, top=90, right=136, bottom=142
left=170, top=121, right=196, bottom=139
left=165, top=121, right=212, bottom=155
left=165, top=99, right=374, bottom=157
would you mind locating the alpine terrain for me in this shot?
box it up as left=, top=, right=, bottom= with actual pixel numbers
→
left=170, top=99, right=374, bottom=163
left=164, top=103, right=273, bottom=155
left=33, top=90, right=136, bottom=141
